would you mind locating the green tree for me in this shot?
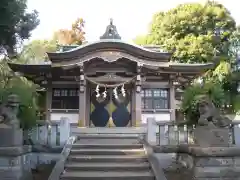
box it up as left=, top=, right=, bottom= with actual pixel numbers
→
left=19, top=39, right=58, bottom=63
left=228, top=26, right=240, bottom=58
left=0, top=0, right=40, bottom=130
left=0, top=0, right=39, bottom=57
left=134, top=1, right=240, bottom=122
left=133, top=35, right=148, bottom=45
left=137, top=1, right=236, bottom=63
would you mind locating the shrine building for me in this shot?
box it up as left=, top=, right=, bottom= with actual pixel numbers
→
left=8, top=20, right=215, bottom=127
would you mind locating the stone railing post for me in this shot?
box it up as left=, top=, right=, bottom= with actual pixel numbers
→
left=147, top=117, right=156, bottom=145
left=59, top=117, right=70, bottom=147
left=46, top=123, right=52, bottom=146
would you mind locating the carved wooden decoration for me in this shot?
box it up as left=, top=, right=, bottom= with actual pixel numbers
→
left=86, top=73, right=132, bottom=83
left=55, top=50, right=167, bottom=68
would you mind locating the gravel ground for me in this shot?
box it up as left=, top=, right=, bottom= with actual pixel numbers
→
left=32, top=163, right=55, bottom=180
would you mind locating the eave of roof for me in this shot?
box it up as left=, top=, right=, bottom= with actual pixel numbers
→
left=167, top=62, right=215, bottom=72
left=47, top=39, right=172, bottom=62
left=8, top=63, right=52, bottom=74
left=8, top=61, right=215, bottom=75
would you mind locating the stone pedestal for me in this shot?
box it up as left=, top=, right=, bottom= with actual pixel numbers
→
left=0, top=128, right=23, bottom=147
left=190, top=147, right=240, bottom=180
left=194, top=125, right=229, bottom=147
left=0, top=128, right=32, bottom=180
left=153, top=145, right=240, bottom=180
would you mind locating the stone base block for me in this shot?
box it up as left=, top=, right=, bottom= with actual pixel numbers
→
left=0, top=128, right=23, bottom=147
left=191, top=147, right=240, bottom=180
left=194, top=126, right=229, bottom=147
left=0, top=146, right=32, bottom=180
left=0, top=168, right=32, bottom=180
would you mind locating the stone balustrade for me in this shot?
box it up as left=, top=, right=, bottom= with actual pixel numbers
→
left=27, top=117, right=71, bottom=148
left=146, top=118, right=240, bottom=146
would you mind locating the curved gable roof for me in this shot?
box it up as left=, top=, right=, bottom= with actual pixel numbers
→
left=47, top=39, right=172, bottom=63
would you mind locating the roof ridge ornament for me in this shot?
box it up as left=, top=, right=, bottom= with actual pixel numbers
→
left=100, top=18, right=121, bottom=40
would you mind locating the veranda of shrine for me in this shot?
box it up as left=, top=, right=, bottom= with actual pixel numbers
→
left=8, top=20, right=215, bottom=127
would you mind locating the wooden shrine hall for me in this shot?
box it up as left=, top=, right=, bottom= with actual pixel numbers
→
left=8, top=20, right=215, bottom=127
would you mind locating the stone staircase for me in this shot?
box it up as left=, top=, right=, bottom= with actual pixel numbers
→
left=60, top=134, right=155, bottom=180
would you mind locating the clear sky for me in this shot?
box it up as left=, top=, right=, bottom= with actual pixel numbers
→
left=27, top=0, right=238, bottom=43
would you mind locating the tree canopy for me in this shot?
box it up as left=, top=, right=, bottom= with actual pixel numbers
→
left=134, top=1, right=240, bottom=122
left=136, top=1, right=236, bottom=63
left=0, top=0, right=40, bottom=130
left=0, top=0, right=39, bottom=57
left=54, top=18, right=85, bottom=45
left=18, top=18, right=87, bottom=64
left=19, top=39, right=58, bottom=63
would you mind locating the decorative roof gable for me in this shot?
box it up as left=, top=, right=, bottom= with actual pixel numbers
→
left=100, top=19, right=121, bottom=40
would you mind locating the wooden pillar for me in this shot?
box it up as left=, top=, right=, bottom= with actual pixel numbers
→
left=169, top=76, right=176, bottom=121
left=45, top=74, right=52, bottom=121
left=78, top=65, right=87, bottom=127
left=85, top=82, right=90, bottom=126
left=131, top=88, right=136, bottom=126
left=46, top=86, right=52, bottom=121
left=134, top=64, right=142, bottom=127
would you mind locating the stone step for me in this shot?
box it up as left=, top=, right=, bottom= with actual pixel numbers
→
left=70, top=148, right=145, bottom=155
left=71, top=127, right=146, bottom=134
left=76, top=134, right=141, bottom=144
left=60, top=171, right=154, bottom=180
left=77, top=134, right=141, bottom=139
left=72, top=143, right=143, bottom=149
left=77, top=138, right=140, bottom=145
left=65, top=162, right=151, bottom=171
left=67, top=155, right=148, bottom=163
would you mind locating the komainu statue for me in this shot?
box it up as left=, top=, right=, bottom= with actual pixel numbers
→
left=194, top=95, right=231, bottom=147
left=0, top=94, right=20, bottom=129
left=197, top=95, right=231, bottom=128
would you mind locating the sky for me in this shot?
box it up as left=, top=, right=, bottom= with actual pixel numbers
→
left=27, top=0, right=239, bottom=43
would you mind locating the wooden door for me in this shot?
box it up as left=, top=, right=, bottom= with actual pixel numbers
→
left=90, top=87, right=131, bottom=127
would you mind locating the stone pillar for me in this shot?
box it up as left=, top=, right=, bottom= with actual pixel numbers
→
left=59, top=117, right=70, bottom=147
left=134, top=64, right=142, bottom=127
left=169, top=80, right=176, bottom=121
left=78, top=65, right=87, bottom=127
left=146, top=117, right=156, bottom=145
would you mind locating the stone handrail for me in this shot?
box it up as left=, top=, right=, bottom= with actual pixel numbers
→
left=48, top=135, right=77, bottom=180
left=156, top=120, right=240, bottom=126
left=140, top=136, right=167, bottom=180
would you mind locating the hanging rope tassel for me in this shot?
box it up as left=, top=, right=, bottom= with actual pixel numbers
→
left=102, top=87, right=107, bottom=98
left=121, top=84, right=126, bottom=97
left=113, top=87, right=118, bottom=99
left=95, top=85, right=100, bottom=97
